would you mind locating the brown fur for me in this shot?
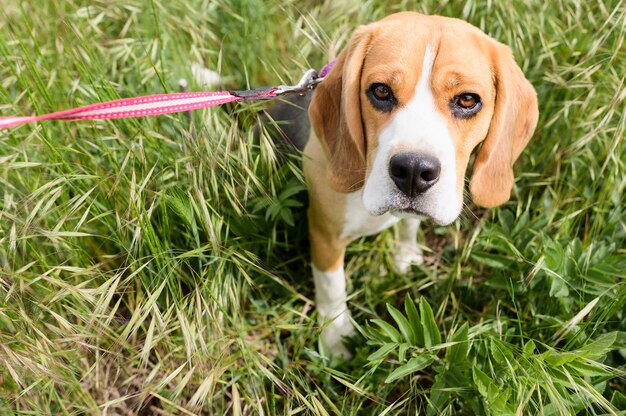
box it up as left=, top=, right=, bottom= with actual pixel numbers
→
left=469, top=44, right=539, bottom=207
left=308, top=27, right=372, bottom=193
left=303, top=136, right=351, bottom=271
left=305, top=12, right=538, bottom=271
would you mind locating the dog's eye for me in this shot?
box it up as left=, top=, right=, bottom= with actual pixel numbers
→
left=373, top=84, right=392, bottom=100
left=451, top=93, right=482, bottom=118
left=457, top=94, right=477, bottom=108
left=367, top=83, right=397, bottom=112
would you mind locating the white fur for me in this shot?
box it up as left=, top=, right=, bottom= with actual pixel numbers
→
left=392, top=217, right=424, bottom=273
left=312, top=264, right=354, bottom=357
left=341, top=190, right=400, bottom=240
left=316, top=197, right=423, bottom=356
left=314, top=45, right=460, bottom=356
left=362, top=44, right=461, bottom=225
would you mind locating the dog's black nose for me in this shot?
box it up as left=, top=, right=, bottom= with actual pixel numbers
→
left=389, top=153, right=441, bottom=197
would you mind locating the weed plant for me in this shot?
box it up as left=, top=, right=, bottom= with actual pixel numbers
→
left=0, top=0, right=624, bottom=414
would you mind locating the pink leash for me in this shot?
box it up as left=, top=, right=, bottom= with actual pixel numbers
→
left=0, top=61, right=336, bottom=130
left=0, top=91, right=247, bottom=130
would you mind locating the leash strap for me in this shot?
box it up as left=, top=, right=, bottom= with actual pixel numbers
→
left=0, top=90, right=248, bottom=129
left=0, top=61, right=337, bottom=130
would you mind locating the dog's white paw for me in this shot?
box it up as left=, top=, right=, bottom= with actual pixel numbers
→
left=392, top=244, right=424, bottom=274
left=320, top=311, right=355, bottom=358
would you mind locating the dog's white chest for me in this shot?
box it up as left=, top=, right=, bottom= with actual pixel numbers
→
left=340, top=191, right=400, bottom=240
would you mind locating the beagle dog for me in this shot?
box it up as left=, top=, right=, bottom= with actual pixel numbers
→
left=265, top=12, right=538, bottom=357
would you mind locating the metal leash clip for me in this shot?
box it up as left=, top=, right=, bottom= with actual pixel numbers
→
left=229, top=69, right=323, bottom=100
left=274, top=69, right=322, bottom=95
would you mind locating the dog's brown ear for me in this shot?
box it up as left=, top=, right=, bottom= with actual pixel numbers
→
left=470, top=44, right=539, bottom=207
left=309, top=26, right=372, bottom=193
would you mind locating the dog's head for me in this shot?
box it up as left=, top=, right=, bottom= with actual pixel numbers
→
left=309, top=12, right=538, bottom=225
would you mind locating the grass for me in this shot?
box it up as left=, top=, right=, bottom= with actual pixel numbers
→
left=0, top=0, right=625, bottom=414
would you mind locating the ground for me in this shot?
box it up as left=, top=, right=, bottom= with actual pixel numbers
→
left=0, top=0, right=625, bottom=414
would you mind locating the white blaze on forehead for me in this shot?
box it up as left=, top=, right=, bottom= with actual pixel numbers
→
left=420, top=44, right=436, bottom=87
left=362, top=43, right=462, bottom=225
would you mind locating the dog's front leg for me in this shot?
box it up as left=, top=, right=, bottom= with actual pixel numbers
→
left=392, top=217, right=424, bottom=274
left=308, top=214, right=354, bottom=358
